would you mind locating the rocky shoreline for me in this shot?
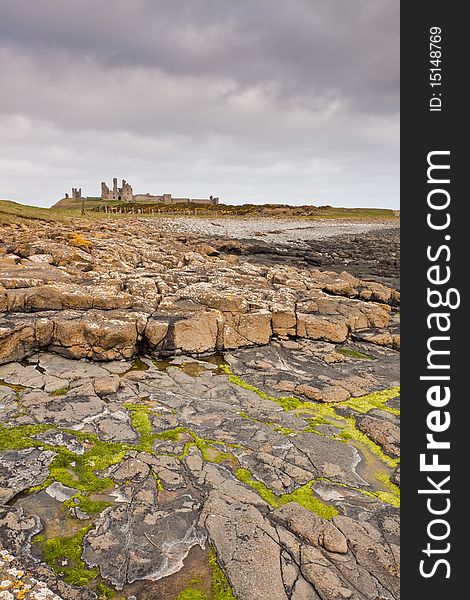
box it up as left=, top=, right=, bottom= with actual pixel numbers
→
left=0, top=217, right=400, bottom=600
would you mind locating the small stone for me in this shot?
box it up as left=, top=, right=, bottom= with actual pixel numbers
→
left=44, top=482, right=78, bottom=503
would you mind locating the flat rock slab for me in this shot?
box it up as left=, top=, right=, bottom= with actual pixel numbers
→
left=0, top=448, right=55, bottom=503
left=83, top=482, right=205, bottom=590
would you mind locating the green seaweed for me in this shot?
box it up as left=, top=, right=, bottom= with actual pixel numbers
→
left=153, top=472, right=165, bottom=492
left=316, top=476, right=400, bottom=508
left=0, top=424, right=129, bottom=494
left=48, top=440, right=129, bottom=493
left=155, top=426, right=189, bottom=441
left=176, top=590, right=207, bottom=600
left=220, top=366, right=399, bottom=474
left=371, top=471, right=400, bottom=507
left=274, top=426, right=298, bottom=436
left=199, top=443, right=238, bottom=467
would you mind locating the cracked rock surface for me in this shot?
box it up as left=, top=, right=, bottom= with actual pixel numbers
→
left=0, top=217, right=399, bottom=599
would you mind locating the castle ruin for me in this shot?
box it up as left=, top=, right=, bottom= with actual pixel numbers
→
left=65, top=187, right=82, bottom=199
left=101, top=178, right=133, bottom=202
left=64, top=178, right=219, bottom=206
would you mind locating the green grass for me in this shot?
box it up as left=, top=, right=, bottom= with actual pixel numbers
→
left=0, top=199, right=71, bottom=223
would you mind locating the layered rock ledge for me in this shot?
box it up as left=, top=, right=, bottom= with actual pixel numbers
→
left=0, top=219, right=399, bottom=363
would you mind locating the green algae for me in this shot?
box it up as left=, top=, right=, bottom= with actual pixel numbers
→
left=199, top=443, right=238, bottom=467
left=371, top=471, right=400, bottom=507
left=153, top=425, right=242, bottom=467
left=40, top=526, right=98, bottom=586
left=274, top=426, right=298, bottom=436
left=235, top=468, right=337, bottom=519
left=180, top=433, right=243, bottom=466
left=0, top=424, right=53, bottom=450
left=0, top=423, right=130, bottom=494
left=125, top=403, right=154, bottom=452
left=334, top=387, right=400, bottom=416
left=315, top=475, right=400, bottom=508
left=239, top=411, right=300, bottom=436
left=96, top=582, right=116, bottom=598
left=220, top=366, right=399, bottom=475
left=128, top=357, right=149, bottom=371
left=282, top=481, right=338, bottom=518
left=64, top=493, right=112, bottom=516
left=208, top=547, right=237, bottom=600
left=48, top=440, right=128, bottom=493
left=155, top=426, right=189, bottom=441
left=221, top=364, right=399, bottom=423
left=176, top=547, right=236, bottom=600
left=300, top=402, right=338, bottom=424
left=338, top=417, right=399, bottom=468
left=219, top=364, right=311, bottom=412
left=49, top=388, right=70, bottom=396
left=153, top=472, right=165, bottom=492
left=335, top=348, right=376, bottom=360
left=177, top=589, right=207, bottom=600
left=0, top=379, right=26, bottom=393
left=0, top=357, right=401, bottom=599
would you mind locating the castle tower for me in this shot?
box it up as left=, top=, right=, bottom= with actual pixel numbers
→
left=101, top=182, right=110, bottom=200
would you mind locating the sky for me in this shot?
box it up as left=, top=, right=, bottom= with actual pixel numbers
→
left=0, top=0, right=399, bottom=208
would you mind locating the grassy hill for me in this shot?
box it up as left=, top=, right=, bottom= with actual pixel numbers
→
left=1, top=198, right=399, bottom=224
left=0, top=199, right=67, bottom=223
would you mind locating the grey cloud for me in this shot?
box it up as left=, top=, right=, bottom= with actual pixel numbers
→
left=0, top=0, right=399, bottom=208
left=0, top=0, right=399, bottom=112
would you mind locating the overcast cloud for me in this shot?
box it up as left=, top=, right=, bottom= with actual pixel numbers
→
left=0, top=0, right=399, bottom=208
